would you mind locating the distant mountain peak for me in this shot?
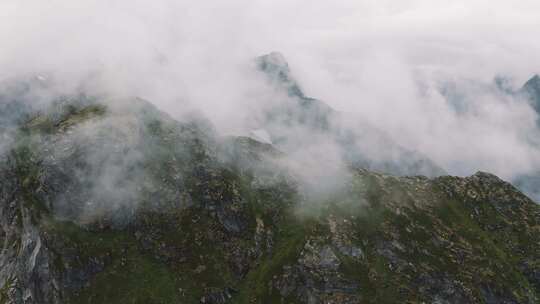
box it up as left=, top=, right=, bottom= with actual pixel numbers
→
left=521, top=74, right=540, bottom=113
left=257, top=52, right=290, bottom=72
left=524, top=74, right=540, bottom=89
left=256, top=52, right=305, bottom=98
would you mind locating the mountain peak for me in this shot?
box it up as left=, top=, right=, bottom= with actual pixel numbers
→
left=256, top=52, right=305, bottom=98
left=257, top=52, right=290, bottom=72
left=522, top=74, right=540, bottom=113
left=524, top=74, right=540, bottom=88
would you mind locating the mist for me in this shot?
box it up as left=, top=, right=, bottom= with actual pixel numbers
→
left=2, top=0, right=540, bottom=203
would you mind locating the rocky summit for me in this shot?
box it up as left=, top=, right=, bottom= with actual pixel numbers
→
left=0, top=92, right=539, bottom=304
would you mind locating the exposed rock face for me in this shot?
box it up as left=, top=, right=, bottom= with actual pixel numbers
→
left=522, top=74, right=540, bottom=114
left=0, top=145, right=60, bottom=304
left=0, top=98, right=539, bottom=304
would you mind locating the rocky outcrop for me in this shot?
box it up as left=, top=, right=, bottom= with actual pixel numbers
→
left=0, top=151, right=59, bottom=304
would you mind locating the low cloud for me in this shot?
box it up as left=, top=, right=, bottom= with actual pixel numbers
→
left=2, top=0, right=540, bottom=205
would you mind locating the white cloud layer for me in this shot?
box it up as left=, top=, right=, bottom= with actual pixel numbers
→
left=2, top=0, right=540, bottom=181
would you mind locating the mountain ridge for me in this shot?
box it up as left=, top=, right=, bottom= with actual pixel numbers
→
left=0, top=54, right=540, bottom=303
left=0, top=97, right=539, bottom=303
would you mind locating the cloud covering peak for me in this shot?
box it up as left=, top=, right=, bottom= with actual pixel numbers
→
left=2, top=0, right=540, bottom=195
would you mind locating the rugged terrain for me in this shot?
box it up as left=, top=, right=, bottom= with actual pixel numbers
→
left=0, top=55, right=540, bottom=304
left=0, top=95, right=538, bottom=304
